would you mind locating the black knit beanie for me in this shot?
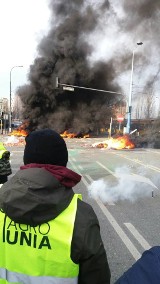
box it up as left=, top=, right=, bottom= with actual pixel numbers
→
left=23, top=129, right=68, bottom=166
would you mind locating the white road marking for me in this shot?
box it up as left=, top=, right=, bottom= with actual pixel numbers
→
left=70, top=158, right=115, bottom=205
left=145, top=149, right=160, bottom=155
left=96, top=199, right=141, bottom=260
left=78, top=165, right=83, bottom=171
left=97, top=161, right=158, bottom=197
left=124, top=223, right=151, bottom=250
left=69, top=158, right=141, bottom=261
left=96, top=161, right=116, bottom=177
left=10, top=151, right=24, bottom=153
left=110, top=152, right=160, bottom=173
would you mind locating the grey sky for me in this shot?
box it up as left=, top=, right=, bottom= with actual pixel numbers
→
left=0, top=0, right=160, bottom=110
left=0, top=0, right=50, bottom=100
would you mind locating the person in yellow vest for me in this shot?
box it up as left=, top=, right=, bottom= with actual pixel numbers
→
left=0, top=142, right=12, bottom=185
left=0, top=129, right=111, bottom=284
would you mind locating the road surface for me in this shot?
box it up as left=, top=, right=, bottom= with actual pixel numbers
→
left=4, top=136, right=160, bottom=283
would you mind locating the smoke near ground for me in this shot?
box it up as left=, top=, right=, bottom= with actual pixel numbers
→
left=17, top=0, right=160, bottom=132
left=88, top=166, right=158, bottom=203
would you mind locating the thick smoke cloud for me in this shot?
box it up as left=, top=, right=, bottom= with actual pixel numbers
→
left=17, top=0, right=121, bottom=133
left=88, top=166, right=158, bottom=203
left=17, top=0, right=160, bottom=133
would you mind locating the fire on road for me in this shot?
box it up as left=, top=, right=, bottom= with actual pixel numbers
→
left=3, top=136, right=160, bottom=283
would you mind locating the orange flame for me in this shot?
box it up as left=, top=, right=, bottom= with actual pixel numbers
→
left=60, top=130, right=90, bottom=138
left=9, top=120, right=29, bottom=137
left=60, top=131, right=77, bottom=138
left=109, top=135, right=135, bottom=149
left=83, top=134, right=90, bottom=139
left=10, top=129, right=28, bottom=137
left=6, top=121, right=29, bottom=146
left=92, top=135, right=135, bottom=150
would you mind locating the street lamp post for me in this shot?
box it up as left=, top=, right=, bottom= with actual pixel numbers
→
left=126, top=42, right=143, bottom=134
left=9, top=65, right=23, bottom=132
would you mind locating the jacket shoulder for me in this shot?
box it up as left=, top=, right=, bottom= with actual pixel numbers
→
left=76, top=198, right=99, bottom=224
left=71, top=199, right=100, bottom=262
left=71, top=199, right=111, bottom=284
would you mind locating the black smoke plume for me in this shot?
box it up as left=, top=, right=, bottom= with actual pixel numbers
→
left=17, top=0, right=160, bottom=134
left=17, top=0, right=121, bottom=134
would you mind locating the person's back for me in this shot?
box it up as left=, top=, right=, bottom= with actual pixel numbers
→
left=0, top=129, right=110, bottom=284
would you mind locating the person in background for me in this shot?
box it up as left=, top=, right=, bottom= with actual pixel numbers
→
left=0, top=141, right=12, bottom=185
left=0, top=128, right=111, bottom=284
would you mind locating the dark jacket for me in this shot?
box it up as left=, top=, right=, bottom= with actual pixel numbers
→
left=0, top=152, right=12, bottom=175
left=0, top=164, right=111, bottom=284
left=115, top=246, right=160, bottom=284
left=0, top=149, right=12, bottom=182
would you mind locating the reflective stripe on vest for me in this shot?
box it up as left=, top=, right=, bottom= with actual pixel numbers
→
left=0, top=268, right=78, bottom=284
left=0, top=194, right=82, bottom=283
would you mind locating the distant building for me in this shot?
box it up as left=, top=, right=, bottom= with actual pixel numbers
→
left=0, top=98, right=9, bottom=133
left=0, top=98, right=9, bottom=114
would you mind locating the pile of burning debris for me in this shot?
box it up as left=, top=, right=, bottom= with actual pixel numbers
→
left=3, top=135, right=26, bottom=147
left=60, top=130, right=90, bottom=139
left=3, top=126, right=135, bottom=150
left=91, top=135, right=135, bottom=150
left=2, top=122, right=29, bottom=146
left=3, top=120, right=160, bottom=150
left=3, top=128, right=90, bottom=147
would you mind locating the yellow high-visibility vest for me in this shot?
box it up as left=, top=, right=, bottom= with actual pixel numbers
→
left=0, top=194, right=82, bottom=284
left=0, top=142, right=8, bottom=159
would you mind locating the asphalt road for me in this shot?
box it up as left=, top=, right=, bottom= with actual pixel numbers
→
left=4, top=136, right=160, bottom=283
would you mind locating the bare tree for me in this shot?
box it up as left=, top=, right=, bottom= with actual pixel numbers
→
left=134, top=95, right=144, bottom=119
left=143, top=89, right=155, bottom=119
left=12, top=94, right=23, bottom=120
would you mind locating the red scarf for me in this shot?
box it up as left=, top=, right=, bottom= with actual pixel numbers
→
left=20, top=163, right=81, bottom=188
